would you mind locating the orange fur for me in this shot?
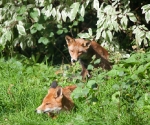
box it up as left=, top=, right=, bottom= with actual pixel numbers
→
left=36, top=81, right=76, bottom=118
left=65, top=35, right=112, bottom=79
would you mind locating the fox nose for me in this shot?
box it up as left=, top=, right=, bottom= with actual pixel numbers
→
left=71, top=59, right=77, bottom=63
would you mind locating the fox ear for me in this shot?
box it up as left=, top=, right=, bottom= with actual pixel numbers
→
left=65, top=35, right=74, bottom=45
left=83, top=40, right=91, bottom=48
left=50, top=81, right=58, bottom=88
left=56, top=87, right=63, bottom=98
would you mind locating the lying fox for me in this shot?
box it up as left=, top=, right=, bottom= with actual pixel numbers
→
left=36, top=81, right=76, bottom=118
left=65, top=35, right=112, bottom=79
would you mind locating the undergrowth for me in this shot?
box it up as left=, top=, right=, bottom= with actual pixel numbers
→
left=0, top=52, right=150, bottom=125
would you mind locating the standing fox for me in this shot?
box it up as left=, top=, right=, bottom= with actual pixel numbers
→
left=65, top=35, right=112, bottom=79
left=36, top=81, right=76, bottom=118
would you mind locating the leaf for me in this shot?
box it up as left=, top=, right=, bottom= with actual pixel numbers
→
left=61, top=9, right=67, bottom=22
left=94, top=59, right=101, bottom=64
left=87, top=80, right=96, bottom=88
left=80, top=4, right=85, bottom=17
left=34, top=23, right=44, bottom=31
left=127, top=13, right=137, bottom=22
left=30, top=8, right=40, bottom=22
left=69, top=2, right=80, bottom=21
left=120, top=16, right=128, bottom=29
left=87, top=64, right=94, bottom=70
left=78, top=33, right=90, bottom=38
left=38, top=37, right=49, bottom=45
left=17, top=24, right=26, bottom=35
left=141, top=4, right=150, bottom=13
left=106, top=30, right=113, bottom=42
left=17, top=5, right=27, bottom=15
left=112, top=91, right=120, bottom=103
left=88, top=28, right=92, bottom=36
left=51, top=8, right=56, bottom=17
left=93, top=0, right=99, bottom=10
left=41, top=4, right=52, bottom=17
left=49, top=32, right=54, bottom=37
left=146, top=31, right=150, bottom=41
left=73, top=21, right=78, bottom=26
left=20, top=41, right=26, bottom=50
left=56, top=30, right=63, bottom=35
left=56, top=9, right=61, bottom=22
left=145, top=10, right=150, bottom=23
left=30, top=26, right=37, bottom=34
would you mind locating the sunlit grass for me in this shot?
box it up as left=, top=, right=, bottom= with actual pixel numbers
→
left=0, top=54, right=150, bottom=125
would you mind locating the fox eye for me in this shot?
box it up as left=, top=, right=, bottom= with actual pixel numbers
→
left=78, top=51, right=82, bottom=54
left=46, top=103, right=50, bottom=105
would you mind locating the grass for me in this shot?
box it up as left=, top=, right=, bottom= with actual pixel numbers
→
left=0, top=54, right=150, bottom=125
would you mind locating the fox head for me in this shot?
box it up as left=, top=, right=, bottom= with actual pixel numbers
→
left=36, top=81, right=63, bottom=114
left=65, top=35, right=91, bottom=63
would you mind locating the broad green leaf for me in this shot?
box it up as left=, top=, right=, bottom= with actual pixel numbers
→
left=107, top=69, right=119, bottom=77
left=34, top=23, right=44, bottom=31
left=82, top=87, right=89, bottom=96
left=146, top=31, right=150, bottom=41
left=20, top=41, right=26, bottom=50
left=78, top=33, right=90, bottom=38
left=145, top=10, right=150, bottom=23
left=112, top=91, right=120, bottom=103
left=17, top=5, right=27, bottom=15
left=49, top=32, right=54, bottom=37
left=88, top=28, right=92, bottom=36
left=96, top=28, right=102, bottom=40
left=61, top=9, right=67, bottom=22
left=69, top=2, right=80, bottom=21
left=38, top=37, right=49, bottom=45
left=120, top=16, right=128, bottom=29
left=56, top=30, right=63, bottom=35
left=17, top=24, right=26, bottom=35
left=87, top=64, right=94, bottom=70
left=87, top=80, right=96, bottom=88
left=85, top=0, right=90, bottom=7
left=141, top=4, right=150, bottom=13
left=56, top=9, right=61, bottom=22
left=30, top=26, right=37, bottom=34
left=106, top=30, right=113, bottom=42
left=80, top=4, right=85, bottom=17
left=30, top=8, right=40, bottom=17
left=112, top=84, right=120, bottom=90
left=51, top=8, right=56, bottom=17
left=94, top=59, right=101, bottom=64
left=93, top=0, right=99, bottom=10
left=73, top=21, right=78, bottom=26
left=57, top=24, right=62, bottom=28
left=41, top=4, right=52, bottom=17
left=127, top=13, right=137, bottom=22
left=102, top=30, right=106, bottom=39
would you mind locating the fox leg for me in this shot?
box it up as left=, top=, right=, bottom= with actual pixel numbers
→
left=79, top=60, right=90, bottom=79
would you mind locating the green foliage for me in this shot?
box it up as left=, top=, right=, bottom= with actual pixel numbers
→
left=0, top=51, right=150, bottom=124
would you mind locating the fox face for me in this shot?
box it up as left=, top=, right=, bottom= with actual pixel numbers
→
left=36, top=81, right=76, bottom=117
left=65, top=35, right=112, bottom=79
left=65, top=35, right=91, bottom=63
left=36, top=81, right=63, bottom=114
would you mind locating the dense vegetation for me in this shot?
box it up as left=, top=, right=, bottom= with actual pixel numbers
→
left=0, top=0, right=150, bottom=125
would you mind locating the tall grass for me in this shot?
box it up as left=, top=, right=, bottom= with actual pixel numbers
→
left=0, top=52, right=150, bottom=125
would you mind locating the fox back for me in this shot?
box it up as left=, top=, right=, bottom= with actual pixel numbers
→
left=36, top=81, right=76, bottom=117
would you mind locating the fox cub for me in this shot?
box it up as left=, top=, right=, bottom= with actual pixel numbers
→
left=65, top=35, right=112, bottom=79
left=36, top=81, right=76, bottom=118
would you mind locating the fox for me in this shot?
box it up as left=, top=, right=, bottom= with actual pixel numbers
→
left=65, top=35, right=112, bottom=79
left=36, top=81, right=76, bottom=118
